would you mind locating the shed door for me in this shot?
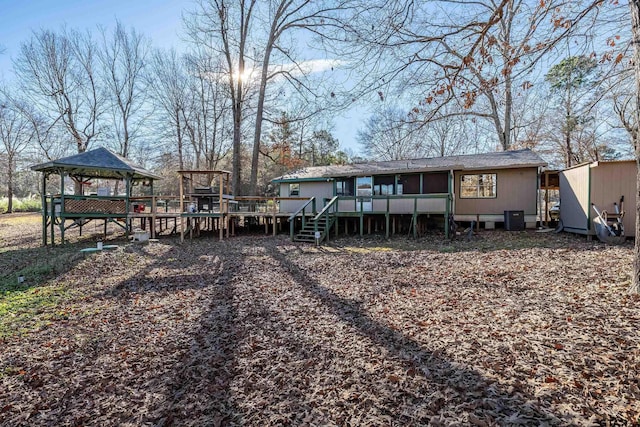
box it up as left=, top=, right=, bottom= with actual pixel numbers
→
left=356, top=176, right=372, bottom=212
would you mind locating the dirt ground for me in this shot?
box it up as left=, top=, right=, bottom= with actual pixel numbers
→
left=0, top=213, right=639, bottom=426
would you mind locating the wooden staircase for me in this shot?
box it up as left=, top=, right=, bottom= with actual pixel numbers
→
left=289, top=196, right=339, bottom=244
left=294, top=214, right=335, bottom=243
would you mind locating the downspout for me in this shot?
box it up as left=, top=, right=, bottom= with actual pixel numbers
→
left=537, top=167, right=542, bottom=228
left=449, top=169, right=455, bottom=218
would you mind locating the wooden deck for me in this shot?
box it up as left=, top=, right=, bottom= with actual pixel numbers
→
left=42, top=193, right=453, bottom=245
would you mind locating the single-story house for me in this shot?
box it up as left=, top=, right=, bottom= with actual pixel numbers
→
left=274, top=149, right=547, bottom=239
left=559, top=160, right=636, bottom=238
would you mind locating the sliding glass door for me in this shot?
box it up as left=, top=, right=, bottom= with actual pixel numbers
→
left=356, top=176, right=372, bottom=212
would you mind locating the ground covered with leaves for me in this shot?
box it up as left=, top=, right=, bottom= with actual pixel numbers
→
left=1, top=214, right=639, bottom=426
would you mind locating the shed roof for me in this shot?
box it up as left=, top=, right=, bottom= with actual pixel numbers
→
left=31, top=147, right=162, bottom=181
left=274, top=149, right=547, bottom=182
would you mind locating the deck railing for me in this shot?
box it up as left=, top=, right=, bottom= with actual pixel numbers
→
left=288, top=197, right=316, bottom=239
left=334, top=193, right=450, bottom=214
left=313, top=196, right=339, bottom=242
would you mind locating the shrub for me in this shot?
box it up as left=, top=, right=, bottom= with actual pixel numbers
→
left=0, top=197, right=42, bottom=213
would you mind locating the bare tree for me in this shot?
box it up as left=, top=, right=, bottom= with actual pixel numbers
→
left=99, top=21, right=151, bottom=158
left=358, top=107, right=430, bottom=160
left=247, top=0, right=353, bottom=195
left=183, top=52, right=233, bottom=170
left=341, top=0, right=601, bottom=153
left=0, top=93, right=35, bottom=213
left=186, top=0, right=257, bottom=195
left=14, top=28, right=101, bottom=155
left=419, top=107, right=473, bottom=157
left=147, top=48, right=191, bottom=170
left=186, top=0, right=353, bottom=195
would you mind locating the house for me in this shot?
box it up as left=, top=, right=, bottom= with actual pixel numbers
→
left=274, top=149, right=547, bottom=240
left=559, top=160, right=636, bottom=238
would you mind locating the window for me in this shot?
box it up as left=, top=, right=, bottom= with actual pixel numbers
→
left=336, top=178, right=354, bottom=196
left=460, top=174, right=497, bottom=198
left=373, top=175, right=395, bottom=195
left=289, top=183, right=300, bottom=196
left=400, top=174, right=420, bottom=194
left=423, top=172, right=449, bottom=194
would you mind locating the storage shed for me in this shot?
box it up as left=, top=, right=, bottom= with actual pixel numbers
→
left=559, top=160, right=636, bottom=237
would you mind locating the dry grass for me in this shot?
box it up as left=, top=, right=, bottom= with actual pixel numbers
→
left=0, top=214, right=638, bottom=426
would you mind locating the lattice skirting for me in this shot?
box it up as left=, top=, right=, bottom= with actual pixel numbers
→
left=64, top=199, right=126, bottom=214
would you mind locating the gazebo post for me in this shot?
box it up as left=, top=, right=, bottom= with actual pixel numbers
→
left=150, top=180, right=156, bottom=239
left=125, top=175, right=131, bottom=239
left=219, top=172, right=224, bottom=241
left=59, top=169, right=65, bottom=245
left=41, top=172, right=47, bottom=246
left=179, top=171, right=185, bottom=243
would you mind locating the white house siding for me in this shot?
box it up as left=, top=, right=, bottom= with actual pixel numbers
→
left=416, top=197, right=448, bottom=213
left=279, top=181, right=333, bottom=214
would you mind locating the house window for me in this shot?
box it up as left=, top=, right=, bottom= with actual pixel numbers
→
left=373, top=175, right=395, bottom=195
left=460, top=174, right=497, bottom=198
left=289, top=183, right=300, bottom=196
left=400, top=174, right=420, bottom=194
left=336, top=178, right=354, bottom=196
left=423, top=172, right=449, bottom=194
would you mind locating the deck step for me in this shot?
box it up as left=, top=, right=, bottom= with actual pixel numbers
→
left=293, top=216, right=335, bottom=243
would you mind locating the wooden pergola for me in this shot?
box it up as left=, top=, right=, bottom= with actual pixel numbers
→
left=31, top=147, right=162, bottom=245
left=178, top=170, right=232, bottom=242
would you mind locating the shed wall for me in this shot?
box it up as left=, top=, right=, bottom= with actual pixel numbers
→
left=559, top=166, right=590, bottom=233
left=589, top=161, right=636, bottom=237
left=454, top=168, right=538, bottom=216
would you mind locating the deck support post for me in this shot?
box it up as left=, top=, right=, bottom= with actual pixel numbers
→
left=272, top=213, right=277, bottom=236
left=385, top=213, right=390, bottom=239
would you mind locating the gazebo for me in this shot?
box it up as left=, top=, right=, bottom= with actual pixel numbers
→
left=31, top=147, right=162, bottom=245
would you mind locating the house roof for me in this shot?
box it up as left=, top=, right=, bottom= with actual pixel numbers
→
left=31, top=147, right=162, bottom=181
left=273, top=149, right=547, bottom=182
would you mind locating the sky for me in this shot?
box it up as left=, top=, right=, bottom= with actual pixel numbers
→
left=0, top=0, right=363, bottom=153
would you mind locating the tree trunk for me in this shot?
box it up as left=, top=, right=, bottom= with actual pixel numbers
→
left=231, top=96, right=242, bottom=196
left=630, top=0, right=640, bottom=294
left=503, top=72, right=512, bottom=151
left=6, top=154, right=14, bottom=214
left=176, top=108, right=185, bottom=170
left=565, top=126, right=573, bottom=167
left=249, top=32, right=275, bottom=196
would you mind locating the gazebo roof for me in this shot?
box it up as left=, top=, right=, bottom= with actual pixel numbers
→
left=31, top=147, right=162, bottom=181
